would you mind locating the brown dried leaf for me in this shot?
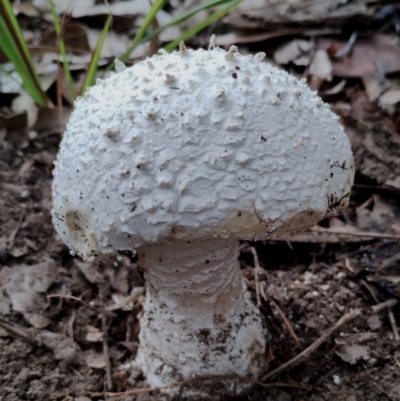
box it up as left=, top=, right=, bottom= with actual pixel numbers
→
left=8, top=245, right=29, bottom=258
left=35, top=330, right=86, bottom=368
left=33, top=107, right=71, bottom=135
left=347, top=123, right=400, bottom=186
left=38, top=23, right=90, bottom=54
left=232, top=1, right=373, bottom=29
left=59, top=0, right=150, bottom=18
left=1, top=259, right=58, bottom=328
left=362, top=74, right=384, bottom=102
left=0, top=289, right=10, bottom=315
left=86, top=350, right=106, bottom=369
left=367, top=315, right=382, bottom=331
left=33, top=0, right=95, bottom=15
left=59, top=71, right=85, bottom=105
left=75, top=260, right=105, bottom=285
left=87, top=29, right=131, bottom=58
left=324, top=35, right=400, bottom=78
left=268, top=229, right=372, bottom=244
left=13, top=2, right=40, bottom=17
left=119, top=341, right=139, bottom=355
left=379, top=89, right=400, bottom=108
left=0, top=112, right=28, bottom=135
left=335, top=344, right=370, bottom=365
left=85, top=325, right=104, bottom=342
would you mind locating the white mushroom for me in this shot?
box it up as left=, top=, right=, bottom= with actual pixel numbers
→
left=52, top=42, right=354, bottom=397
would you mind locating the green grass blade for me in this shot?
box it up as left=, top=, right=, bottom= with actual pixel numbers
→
left=48, top=0, right=61, bottom=33
left=80, top=13, right=113, bottom=95
left=0, top=23, right=45, bottom=105
left=48, top=0, right=77, bottom=100
left=0, top=19, right=27, bottom=80
left=0, top=1, right=36, bottom=76
left=118, top=0, right=168, bottom=63
left=164, top=0, right=243, bottom=52
left=0, top=0, right=48, bottom=106
left=0, top=62, right=23, bottom=88
left=141, top=0, right=237, bottom=44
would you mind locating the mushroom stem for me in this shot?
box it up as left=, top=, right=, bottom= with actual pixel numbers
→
left=135, top=236, right=267, bottom=396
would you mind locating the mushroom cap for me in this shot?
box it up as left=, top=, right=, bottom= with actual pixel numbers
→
left=52, top=46, right=354, bottom=260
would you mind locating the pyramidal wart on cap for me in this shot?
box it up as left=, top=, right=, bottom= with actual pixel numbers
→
left=52, top=36, right=354, bottom=398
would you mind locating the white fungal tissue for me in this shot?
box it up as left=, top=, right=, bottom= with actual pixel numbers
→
left=52, top=45, right=354, bottom=261
left=52, top=43, right=354, bottom=398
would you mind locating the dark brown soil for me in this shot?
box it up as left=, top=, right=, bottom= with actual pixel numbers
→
left=1, top=122, right=400, bottom=401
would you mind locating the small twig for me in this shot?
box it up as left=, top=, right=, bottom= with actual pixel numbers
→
left=60, top=391, right=73, bottom=401
left=360, top=280, right=380, bottom=304
left=355, top=196, right=374, bottom=213
left=364, top=286, right=399, bottom=340
left=261, top=309, right=361, bottom=382
left=63, top=309, right=76, bottom=340
left=377, top=252, right=400, bottom=271
left=90, top=374, right=310, bottom=398
left=283, top=235, right=294, bottom=250
left=334, top=30, right=358, bottom=58
left=106, top=288, right=145, bottom=311
left=0, top=318, right=40, bottom=347
left=344, top=257, right=355, bottom=273
left=260, top=285, right=299, bottom=344
left=91, top=387, right=152, bottom=397
left=266, top=342, right=275, bottom=363
left=47, top=294, right=113, bottom=313
left=388, top=310, right=400, bottom=342
left=242, top=276, right=254, bottom=289
left=371, top=299, right=398, bottom=313
left=250, top=247, right=262, bottom=308
left=71, top=367, right=83, bottom=379
left=395, top=356, right=400, bottom=368
left=311, top=226, right=400, bottom=241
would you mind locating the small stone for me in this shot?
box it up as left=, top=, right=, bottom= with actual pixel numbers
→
left=333, top=375, right=341, bottom=385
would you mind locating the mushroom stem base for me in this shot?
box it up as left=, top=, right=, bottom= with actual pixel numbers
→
left=135, top=237, right=267, bottom=398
